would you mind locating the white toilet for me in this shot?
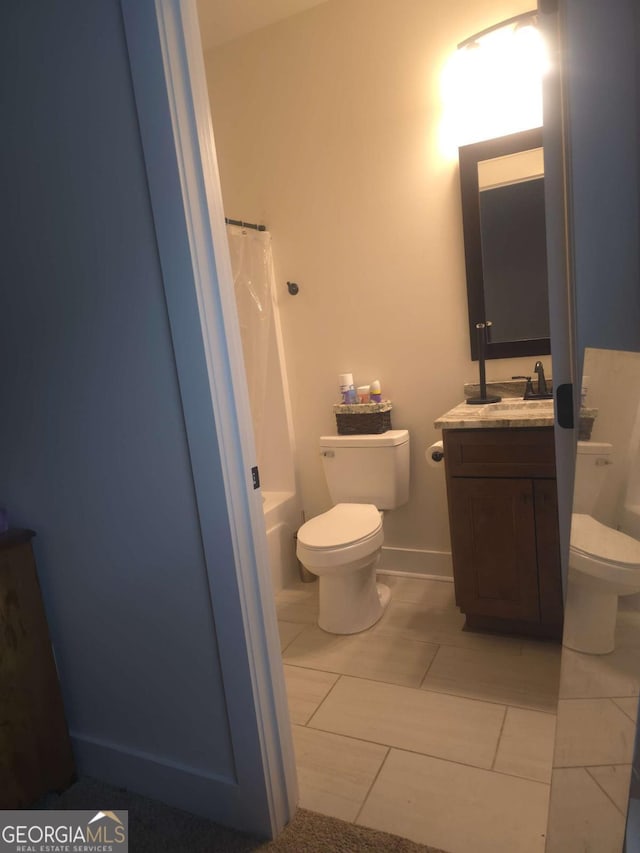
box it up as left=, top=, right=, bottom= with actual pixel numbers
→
left=296, top=429, right=410, bottom=634
left=563, top=441, right=640, bottom=654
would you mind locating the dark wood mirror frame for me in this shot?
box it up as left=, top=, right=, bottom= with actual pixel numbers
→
left=459, top=127, right=551, bottom=361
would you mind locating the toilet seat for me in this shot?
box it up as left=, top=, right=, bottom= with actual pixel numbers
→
left=571, top=514, right=640, bottom=566
left=566, top=514, right=640, bottom=654
left=570, top=513, right=640, bottom=588
left=297, top=503, right=384, bottom=569
left=298, top=503, right=382, bottom=549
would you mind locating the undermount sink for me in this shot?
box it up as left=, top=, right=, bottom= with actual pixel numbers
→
left=479, top=398, right=555, bottom=417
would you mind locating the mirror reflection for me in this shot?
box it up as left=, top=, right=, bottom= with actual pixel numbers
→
left=478, top=147, right=549, bottom=345
left=459, top=127, right=551, bottom=360
left=546, top=348, right=640, bottom=853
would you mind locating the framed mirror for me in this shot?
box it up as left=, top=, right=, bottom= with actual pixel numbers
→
left=459, top=127, right=551, bottom=360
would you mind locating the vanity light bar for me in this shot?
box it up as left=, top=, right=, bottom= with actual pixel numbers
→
left=457, top=10, right=538, bottom=50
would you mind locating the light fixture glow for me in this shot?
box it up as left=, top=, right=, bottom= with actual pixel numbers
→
left=439, top=14, right=549, bottom=159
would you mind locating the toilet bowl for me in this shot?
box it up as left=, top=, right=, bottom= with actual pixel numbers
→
left=564, top=513, right=640, bottom=654
left=296, top=503, right=390, bottom=634
left=296, top=429, right=410, bottom=634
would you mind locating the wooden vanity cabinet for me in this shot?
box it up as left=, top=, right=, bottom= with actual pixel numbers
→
left=443, top=428, right=563, bottom=640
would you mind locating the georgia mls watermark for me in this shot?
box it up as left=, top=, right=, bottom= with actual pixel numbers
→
left=0, top=811, right=128, bottom=853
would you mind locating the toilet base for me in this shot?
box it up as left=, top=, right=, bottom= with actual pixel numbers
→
left=318, top=562, right=390, bottom=634
left=563, top=581, right=618, bottom=655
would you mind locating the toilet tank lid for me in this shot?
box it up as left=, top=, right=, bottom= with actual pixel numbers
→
left=320, top=429, right=409, bottom=448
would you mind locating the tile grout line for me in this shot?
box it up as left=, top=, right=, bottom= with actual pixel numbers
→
left=585, top=765, right=630, bottom=816
left=281, top=595, right=556, bottom=851
left=606, top=695, right=633, bottom=717
left=559, top=693, right=640, bottom=711
left=303, top=672, right=343, bottom=727
left=558, top=759, right=635, bottom=770
left=302, top=718, right=551, bottom=786
left=491, top=705, right=509, bottom=771
left=352, top=746, right=392, bottom=826
left=609, top=695, right=640, bottom=724
left=278, top=621, right=308, bottom=653
left=280, top=578, right=559, bottom=801
left=612, top=702, right=640, bottom=724
left=418, top=644, right=441, bottom=688
left=284, top=660, right=558, bottom=715
left=372, top=629, right=528, bottom=657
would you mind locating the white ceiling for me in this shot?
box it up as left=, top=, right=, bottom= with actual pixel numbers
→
left=196, top=0, right=329, bottom=52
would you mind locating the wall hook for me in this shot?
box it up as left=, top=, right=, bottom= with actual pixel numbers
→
left=287, top=281, right=299, bottom=295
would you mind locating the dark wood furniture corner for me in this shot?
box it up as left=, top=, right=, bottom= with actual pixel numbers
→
left=0, top=529, right=75, bottom=807
left=443, top=428, right=563, bottom=640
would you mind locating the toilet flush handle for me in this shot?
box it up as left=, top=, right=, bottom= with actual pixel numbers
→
left=595, top=457, right=613, bottom=466
left=321, top=450, right=335, bottom=457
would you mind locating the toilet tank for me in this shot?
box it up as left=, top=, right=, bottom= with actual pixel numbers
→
left=320, top=429, right=410, bottom=510
left=573, top=441, right=612, bottom=514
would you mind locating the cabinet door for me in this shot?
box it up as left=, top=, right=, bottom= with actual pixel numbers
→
left=448, top=478, right=541, bottom=622
left=534, top=479, right=564, bottom=633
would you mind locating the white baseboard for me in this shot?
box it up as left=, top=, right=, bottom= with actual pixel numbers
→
left=378, top=569, right=454, bottom=583
left=378, top=545, right=453, bottom=579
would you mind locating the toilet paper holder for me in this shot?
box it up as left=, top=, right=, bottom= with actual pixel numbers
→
left=426, top=440, right=445, bottom=466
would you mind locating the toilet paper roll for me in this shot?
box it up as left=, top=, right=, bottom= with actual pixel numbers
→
left=426, top=440, right=444, bottom=467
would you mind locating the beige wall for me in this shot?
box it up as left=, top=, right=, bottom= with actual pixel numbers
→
left=204, top=0, right=543, bottom=570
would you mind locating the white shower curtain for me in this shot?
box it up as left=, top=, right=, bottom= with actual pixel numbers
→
left=226, top=223, right=275, bottom=462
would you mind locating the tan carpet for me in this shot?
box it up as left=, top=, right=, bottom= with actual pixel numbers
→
left=43, top=777, right=449, bottom=852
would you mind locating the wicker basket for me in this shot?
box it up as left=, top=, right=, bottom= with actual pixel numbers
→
left=578, top=410, right=597, bottom=441
left=333, top=401, right=392, bottom=435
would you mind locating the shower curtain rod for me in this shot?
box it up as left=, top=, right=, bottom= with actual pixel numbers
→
left=225, top=217, right=267, bottom=232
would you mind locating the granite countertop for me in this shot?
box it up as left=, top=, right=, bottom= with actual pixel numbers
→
left=434, top=398, right=555, bottom=430
left=435, top=398, right=599, bottom=433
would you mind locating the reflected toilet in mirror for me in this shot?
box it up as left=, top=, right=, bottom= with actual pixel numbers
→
left=564, top=437, right=640, bottom=654
left=546, top=348, right=640, bottom=853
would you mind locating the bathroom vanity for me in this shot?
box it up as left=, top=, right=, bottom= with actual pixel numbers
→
left=435, top=399, right=563, bottom=640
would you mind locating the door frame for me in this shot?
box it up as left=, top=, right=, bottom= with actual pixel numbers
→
left=540, top=0, right=578, bottom=597
left=121, top=0, right=297, bottom=837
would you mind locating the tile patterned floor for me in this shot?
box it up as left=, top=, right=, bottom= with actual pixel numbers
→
left=276, top=575, right=562, bottom=853
left=545, top=604, right=640, bottom=852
